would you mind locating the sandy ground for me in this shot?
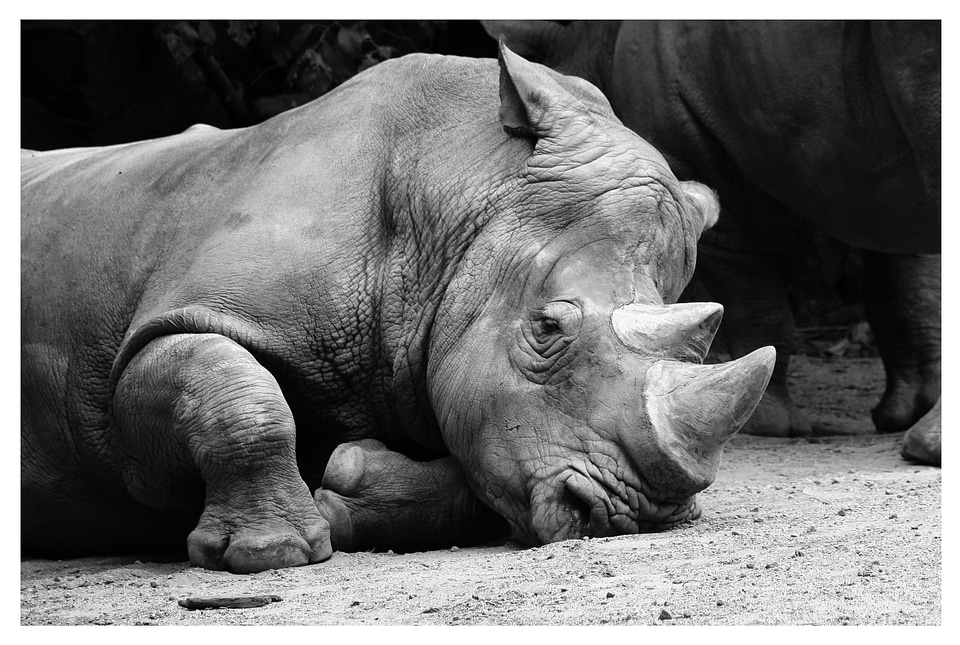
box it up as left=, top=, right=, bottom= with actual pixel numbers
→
left=19, top=354, right=941, bottom=626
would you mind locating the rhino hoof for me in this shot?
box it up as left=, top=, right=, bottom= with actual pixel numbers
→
left=187, top=521, right=332, bottom=574
left=900, top=399, right=941, bottom=467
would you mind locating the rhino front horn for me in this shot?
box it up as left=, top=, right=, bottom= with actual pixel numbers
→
left=640, top=346, right=776, bottom=498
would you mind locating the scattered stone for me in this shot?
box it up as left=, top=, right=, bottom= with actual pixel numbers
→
left=422, top=607, right=440, bottom=614
left=889, top=514, right=898, bottom=520
left=750, top=507, right=760, bottom=512
left=682, top=611, right=692, bottom=618
left=386, top=550, right=395, bottom=555
left=838, top=509, right=847, bottom=516
left=178, top=595, right=282, bottom=610
left=658, top=609, right=672, bottom=620
left=754, top=518, right=764, bottom=523
left=606, top=592, right=615, bottom=598
left=350, top=600, right=361, bottom=606
left=716, top=600, right=725, bottom=606
left=746, top=563, right=755, bottom=569
left=450, top=546, right=460, bottom=552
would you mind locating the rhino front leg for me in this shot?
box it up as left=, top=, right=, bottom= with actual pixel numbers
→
left=315, top=439, right=507, bottom=552
left=862, top=251, right=940, bottom=463
left=114, top=333, right=332, bottom=572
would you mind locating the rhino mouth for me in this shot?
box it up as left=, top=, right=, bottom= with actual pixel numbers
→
left=527, top=465, right=701, bottom=544
left=528, top=468, right=619, bottom=544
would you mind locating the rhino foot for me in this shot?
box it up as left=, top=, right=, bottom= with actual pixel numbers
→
left=871, top=383, right=940, bottom=435
left=739, top=382, right=813, bottom=438
left=187, top=480, right=333, bottom=574
left=315, top=439, right=507, bottom=553
left=900, top=398, right=941, bottom=466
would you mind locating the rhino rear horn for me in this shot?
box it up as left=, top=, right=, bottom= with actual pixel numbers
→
left=612, top=301, right=723, bottom=363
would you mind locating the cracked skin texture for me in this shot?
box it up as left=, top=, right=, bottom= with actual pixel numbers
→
left=21, top=45, right=760, bottom=573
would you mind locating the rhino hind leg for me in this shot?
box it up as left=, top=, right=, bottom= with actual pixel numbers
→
left=691, top=228, right=812, bottom=438
left=113, top=333, right=332, bottom=573
left=315, top=439, right=507, bottom=553
left=862, top=251, right=941, bottom=437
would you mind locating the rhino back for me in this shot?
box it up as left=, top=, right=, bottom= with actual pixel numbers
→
left=610, top=21, right=938, bottom=253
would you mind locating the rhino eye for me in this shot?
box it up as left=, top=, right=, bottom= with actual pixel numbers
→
left=532, top=301, right=582, bottom=341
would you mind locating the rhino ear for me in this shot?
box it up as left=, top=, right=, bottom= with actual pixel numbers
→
left=497, top=40, right=560, bottom=138
left=681, top=181, right=720, bottom=235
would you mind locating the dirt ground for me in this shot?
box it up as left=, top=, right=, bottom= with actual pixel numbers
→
left=19, top=354, right=941, bottom=626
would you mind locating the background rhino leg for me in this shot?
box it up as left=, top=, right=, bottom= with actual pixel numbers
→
left=114, top=333, right=332, bottom=573
left=690, top=226, right=812, bottom=438
left=315, top=439, right=507, bottom=552
left=862, top=251, right=941, bottom=443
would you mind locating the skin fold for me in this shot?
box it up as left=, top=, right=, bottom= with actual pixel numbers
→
left=485, top=20, right=941, bottom=465
left=22, top=44, right=773, bottom=573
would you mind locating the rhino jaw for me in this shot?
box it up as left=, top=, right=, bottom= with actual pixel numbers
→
left=640, top=346, right=776, bottom=498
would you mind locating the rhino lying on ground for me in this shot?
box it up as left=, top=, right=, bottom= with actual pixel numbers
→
left=21, top=44, right=774, bottom=573
left=485, top=21, right=941, bottom=465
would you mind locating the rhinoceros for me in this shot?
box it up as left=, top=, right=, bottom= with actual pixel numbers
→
left=21, top=44, right=775, bottom=573
left=484, top=20, right=941, bottom=465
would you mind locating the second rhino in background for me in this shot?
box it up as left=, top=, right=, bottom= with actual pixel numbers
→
left=486, top=20, right=941, bottom=465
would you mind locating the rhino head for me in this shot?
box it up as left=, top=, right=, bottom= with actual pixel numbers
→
left=427, top=44, right=775, bottom=544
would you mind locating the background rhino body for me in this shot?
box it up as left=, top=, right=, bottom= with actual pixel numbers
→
left=22, top=47, right=773, bottom=572
left=485, top=20, right=941, bottom=464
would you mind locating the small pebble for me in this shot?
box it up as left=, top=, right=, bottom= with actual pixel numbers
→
left=745, top=563, right=755, bottom=569
left=150, top=581, right=159, bottom=588
left=658, top=609, right=672, bottom=621
left=838, top=509, right=847, bottom=516
left=450, top=546, right=459, bottom=552
left=606, top=592, right=615, bottom=598
left=716, top=600, right=725, bottom=606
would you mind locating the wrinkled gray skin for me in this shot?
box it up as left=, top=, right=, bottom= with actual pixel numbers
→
left=22, top=45, right=775, bottom=574
left=485, top=21, right=941, bottom=465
